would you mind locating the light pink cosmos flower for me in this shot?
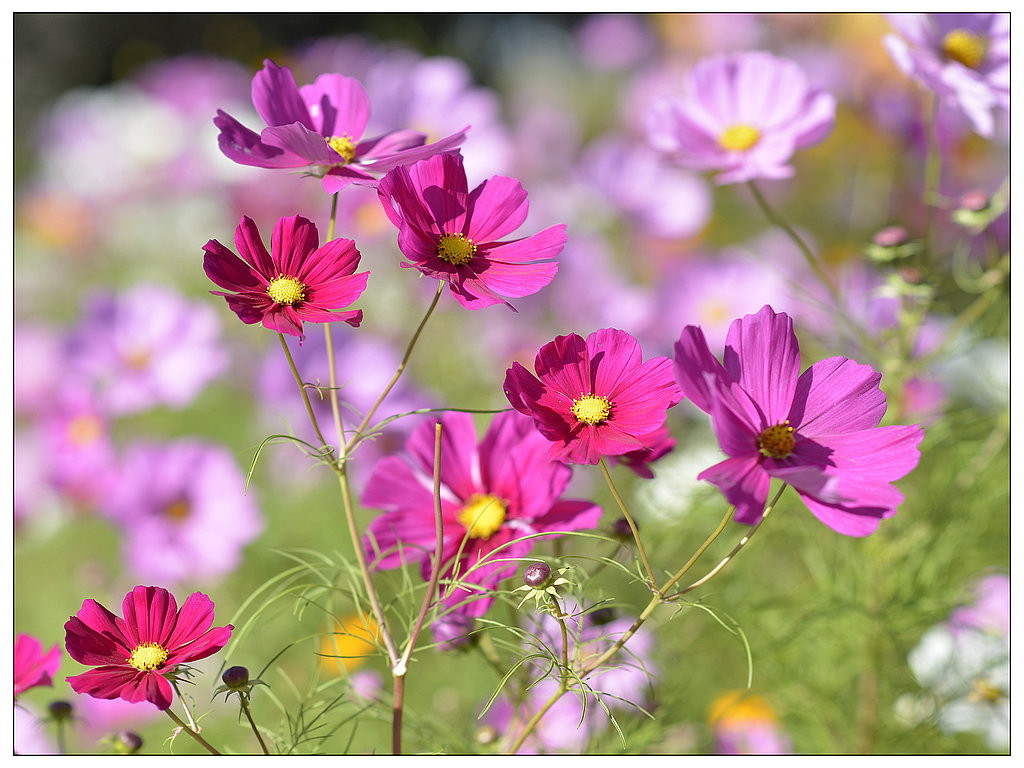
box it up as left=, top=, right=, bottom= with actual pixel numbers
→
left=884, top=13, right=1009, bottom=138
left=377, top=151, right=566, bottom=310
left=203, top=214, right=368, bottom=341
left=504, top=328, right=682, bottom=465
left=214, top=58, right=468, bottom=194
left=362, top=411, right=601, bottom=626
left=674, top=305, right=924, bottom=536
left=14, top=634, right=62, bottom=697
left=645, top=51, right=835, bottom=184
left=65, top=585, right=233, bottom=710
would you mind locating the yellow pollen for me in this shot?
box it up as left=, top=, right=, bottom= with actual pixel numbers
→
left=67, top=415, right=103, bottom=447
left=967, top=678, right=1006, bottom=704
left=437, top=233, right=477, bottom=265
left=571, top=394, right=611, bottom=426
left=718, top=124, right=761, bottom=152
left=327, top=134, right=357, bottom=163
left=758, top=420, right=795, bottom=458
left=267, top=276, right=306, bottom=305
left=708, top=690, right=779, bottom=726
left=457, top=494, right=507, bottom=540
left=941, top=29, right=988, bottom=69
left=128, top=642, right=169, bottom=672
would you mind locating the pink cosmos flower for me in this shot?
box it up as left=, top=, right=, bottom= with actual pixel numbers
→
left=214, top=58, right=468, bottom=194
left=14, top=634, right=62, bottom=697
left=377, top=151, right=565, bottom=310
left=645, top=51, right=835, bottom=184
left=362, top=411, right=601, bottom=625
left=674, top=305, right=924, bottom=536
left=203, top=214, right=368, bottom=341
left=709, top=690, right=793, bottom=755
left=884, top=13, right=1009, bottom=138
left=503, top=328, right=682, bottom=465
left=64, top=585, right=233, bottom=710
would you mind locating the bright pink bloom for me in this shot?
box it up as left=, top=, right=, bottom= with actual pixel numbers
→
left=64, top=586, right=233, bottom=710
left=377, top=151, right=565, bottom=310
left=14, top=634, right=61, bottom=697
left=214, top=58, right=468, bottom=193
left=504, top=328, right=682, bottom=465
left=362, top=411, right=601, bottom=624
left=674, top=305, right=924, bottom=536
left=203, top=214, right=368, bottom=341
left=646, top=51, right=835, bottom=184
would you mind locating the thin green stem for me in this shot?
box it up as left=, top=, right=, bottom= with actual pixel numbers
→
left=505, top=677, right=568, bottom=755
left=278, top=333, right=334, bottom=462
left=598, top=457, right=656, bottom=588
left=342, top=282, right=444, bottom=458
left=164, top=708, right=220, bottom=755
left=321, top=192, right=348, bottom=460
left=659, top=505, right=734, bottom=594
left=239, top=697, right=270, bottom=755
left=921, top=93, right=942, bottom=263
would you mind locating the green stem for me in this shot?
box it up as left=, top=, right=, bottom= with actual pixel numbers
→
left=239, top=697, right=270, bottom=755
left=321, top=193, right=348, bottom=461
left=278, top=333, right=334, bottom=463
left=164, top=708, right=220, bottom=755
left=598, top=457, right=657, bottom=588
left=921, top=93, right=942, bottom=263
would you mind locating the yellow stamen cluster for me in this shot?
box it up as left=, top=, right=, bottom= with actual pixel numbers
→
left=941, top=29, right=988, bottom=69
left=571, top=394, right=612, bottom=426
left=267, top=276, right=306, bottom=306
left=758, top=420, right=795, bottom=458
left=718, top=123, right=761, bottom=152
left=457, top=494, right=508, bottom=540
left=708, top=690, right=779, bottom=726
left=437, top=233, right=477, bottom=265
left=128, top=642, right=169, bottom=672
left=327, top=134, right=357, bottom=163
left=164, top=500, right=190, bottom=520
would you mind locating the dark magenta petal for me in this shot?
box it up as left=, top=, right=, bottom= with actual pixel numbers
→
left=220, top=292, right=273, bottom=326
left=530, top=499, right=603, bottom=533
left=482, top=224, right=567, bottom=264
left=64, top=605, right=132, bottom=666
left=121, top=586, right=178, bottom=646
left=67, top=667, right=170, bottom=709
left=465, top=174, right=529, bottom=242
left=203, top=239, right=264, bottom=293
left=298, top=73, right=369, bottom=138
left=163, top=592, right=216, bottom=651
left=299, top=238, right=362, bottom=284
left=789, top=356, right=887, bottom=436
left=251, top=59, right=314, bottom=130
left=707, top=379, right=762, bottom=458
left=270, top=215, right=320, bottom=278
left=673, top=324, right=730, bottom=414
left=467, top=259, right=558, bottom=301
left=357, top=129, right=427, bottom=159
left=214, top=109, right=300, bottom=169
left=534, top=333, right=591, bottom=401
left=364, top=509, right=448, bottom=570
left=261, top=305, right=304, bottom=339
left=405, top=413, right=479, bottom=503
left=166, top=624, right=233, bottom=667
left=797, top=493, right=890, bottom=537
left=233, top=216, right=276, bottom=277
left=722, top=305, right=800, bottom=425
left=322, top=166, right=375, bottom=194
left=262, top=123, right=338, bottom=166
left=589, top=328, right=644, bottom=397
left=698, top=455, right=771, bottom=525
left=359, top=128, right=469, bottom=174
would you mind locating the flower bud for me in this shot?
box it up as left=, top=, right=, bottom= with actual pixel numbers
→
left=872, top=225, right=909, bottom=248
left=221, top=665, right=250, bottom=690
left=589, top=606, right=617, bottom=626
left=523, top=562, right=552, bottom=588
left=114, top=731, right=143, bottom=755
left=611, top=516, right=634, bottom=540
left=47, top=700, right=73, bottom=722
left=959, top=189, right=990, bottom=212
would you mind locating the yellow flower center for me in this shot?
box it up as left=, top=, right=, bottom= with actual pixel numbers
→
left=758, top=421, right=795, bottom=458
left=967, top=677, right=1006, bottom=704
left=708, top=690, right=779, bottom=726
left=437, top=233, right=477, bottom=265
left=67, top=415, right=103, bottom=447
left=718, top=124, right=761, bottom=152
left=327, top=134, right=357, bottom=163
left=319, top=613, right=381, bottom=674
left=571, top=394, right=611, bottom=426
left=267, top=276, right=306, bottom=305
left=164, top=500, right=190, bottom=520
left=457, top=494, right=507, bottom=540
left=941, top=29, right=988, bottom=69
left=128, top=642, right=169, bottom=672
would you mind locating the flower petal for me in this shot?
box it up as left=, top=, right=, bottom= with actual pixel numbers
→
left=465, top=175, right=530, bottom=242
left=214, top=109, right=302, bottom=168
left=673, top=324, right=731, bottom=414
left=163, top=592, right=215, bottom=650
left=299, top=73, right=369, bottom=138
left=698, top=454, right=771, bottom=525
left=64, top=602, right=132, bottom=666
left=121, top=586, right=178, bottom=646
left=252, top=59, right=314, bottom=130
left=789, top=356, right=888, bottom=436
left=67, top=667, right=171, bottom=709
left=722, top=305, right=800, bottom=425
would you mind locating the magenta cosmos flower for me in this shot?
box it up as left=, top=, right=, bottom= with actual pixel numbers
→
left=64, top=586, right=233, bottom=710
left=14, top=634, right=62, bottom=697
left=377, top=151, right=566, bottom=310
left=646, top=51, right=835, bottom=184
left=504, top=328, right=682, bottom=465
left=214, top=58, right=468, bottom=193
left=884, top=13, right=1009, bottom=138
left=362, top=411, right=601, bottom=621
left=203, top=214, right=368, bottom=341
left=674, top=305, right=924, bottom=536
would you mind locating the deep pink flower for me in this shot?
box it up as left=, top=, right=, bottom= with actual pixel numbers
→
left=203, top=214, right=368, bottom=341
left=884, top=13, right=1009, bottom=138
left=362, top=411, right=601, bottom=624
left=646, top=51, right=835, bottom=184
left=674, top=305, right=924, bottom=536
left=64, top=586, right=233, bottom=710
left=14, top=634, right=61, bottom=697
left=214, top=58, right=468, bottom=193
left=504, top=328, right=682, bottom=465
left=377, top=151, right=565, bottom=310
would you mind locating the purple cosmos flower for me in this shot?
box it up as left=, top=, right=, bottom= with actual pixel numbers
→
left=377, top=151, right=566, bottom=310
left=708, top=690, right=793, bottom=754
left=950, top=574, right=1010, bottom=639
left=103, top=439, right=263, bottom=584
left=362, top=411, right=601, bottom=623
left=214, top=58, right=468, bottom=194
left=66, top=283, right=229, bottom=415
left=673, top=305, right=924, bottom=536
left=504, top=328, right=682, bottom=465
left=884, top=13, right=1009, bottom=138
left=14, top=634, right=62, bottom=698
left=13, top=706, right=56, bottom=755
left=645, top=51, right=835, bottom=184
left=203, top=214, right=368, bottom=341
left=65, top=585, right=233, bottom=710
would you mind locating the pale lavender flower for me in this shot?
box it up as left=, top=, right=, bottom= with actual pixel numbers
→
left=575, top=14, right=655, bottom=71
left=103, top=440, right=263, bottom=584
left=14, top=323, right=63, bottom=415
left=646, top=51, right=835, bottom=184
left=884, top=13, right=1009, bottom=138
left=66, top=283, right=228, bottom=415
left=14, top=705, right=56, bottom=755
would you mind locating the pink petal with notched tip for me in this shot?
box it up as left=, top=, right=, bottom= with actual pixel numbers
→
left=723, top=305, right=800, bottom=426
